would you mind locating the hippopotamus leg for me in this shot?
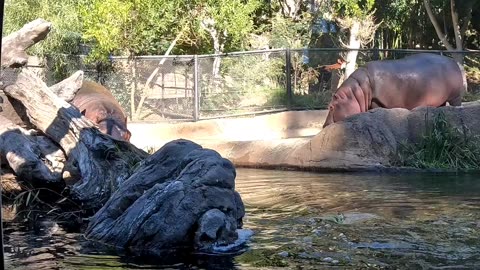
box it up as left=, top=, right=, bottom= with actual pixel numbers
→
left=447, top=94, right=462, bottom=106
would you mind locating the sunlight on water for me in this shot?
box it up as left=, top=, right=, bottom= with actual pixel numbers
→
left=4, top=168, right=480, bottom=269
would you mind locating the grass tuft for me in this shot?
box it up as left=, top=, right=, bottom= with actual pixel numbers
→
left=395, top=111, right=480, bottom=170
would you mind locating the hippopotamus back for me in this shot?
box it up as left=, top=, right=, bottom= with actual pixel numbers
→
left=365, top=53, right=466, bottom=109
left=71, top=81, right=131, bottom=141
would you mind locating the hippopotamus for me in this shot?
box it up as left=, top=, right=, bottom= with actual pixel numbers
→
left=322, top=53, right=466, bottom=128
left=71, top=81, right=131, bottom=141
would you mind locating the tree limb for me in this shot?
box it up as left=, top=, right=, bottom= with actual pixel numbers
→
left=49, top=70, right=84, bottom=102
left=1, top=19, right=52, bottom=68
left=459, top=1, right=473, bottom=44
left=423, top=0, right=454, bottom=50
left=0, top=115, right=64, bottom=189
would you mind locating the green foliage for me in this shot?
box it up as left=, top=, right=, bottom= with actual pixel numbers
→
left=333, top=0, right=375, bottom=18
left=79, top=0, right=261, bottom=62
left=197, top=0, right=261, bottom=52
left=79, top=0, right=189, bottom=61
left=4, top=0, right=83, bottom=55
left=4, top=0, right=83, bottom=81
left=269, top=12, right=314, bottom=49
left=79, top=0, right=133, bottom=61
left=395, top=111, right=480, bottom=170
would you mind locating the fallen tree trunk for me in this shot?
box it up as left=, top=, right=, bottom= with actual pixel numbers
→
left=1, top=19, right=148, bottom=209
left=3, top=69, right=148, bottom=209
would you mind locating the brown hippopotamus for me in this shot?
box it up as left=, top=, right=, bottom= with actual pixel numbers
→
left=71, top=81, right=131, bottom=141
left=322, top=53, right=466, bottom=128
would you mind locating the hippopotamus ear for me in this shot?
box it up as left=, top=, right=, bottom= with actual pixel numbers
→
left=328, top=104, right=334, bottom=111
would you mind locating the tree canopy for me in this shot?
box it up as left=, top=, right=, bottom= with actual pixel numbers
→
left=3, top=0, right=480, bottom=62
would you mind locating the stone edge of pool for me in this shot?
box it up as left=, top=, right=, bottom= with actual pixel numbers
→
left=129, top=101, right=480, bottom=173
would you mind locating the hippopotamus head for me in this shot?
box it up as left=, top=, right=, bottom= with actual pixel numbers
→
left=323, top=94, right=362, bottom=128
left=82, top=109, right=131, bottom=142
left=97, top=117, right=132, bottom=142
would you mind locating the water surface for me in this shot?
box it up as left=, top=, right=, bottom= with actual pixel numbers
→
left=4, top=168, right=480, bottom=269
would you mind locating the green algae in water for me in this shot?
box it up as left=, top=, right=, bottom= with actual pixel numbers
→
left=236, top=249, right=289, bottom=267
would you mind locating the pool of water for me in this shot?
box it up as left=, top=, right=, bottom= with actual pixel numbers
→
left=4, top=168, right=480, bottom=269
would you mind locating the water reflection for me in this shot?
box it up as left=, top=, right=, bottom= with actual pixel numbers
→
left=4, top=168, right=480, bottom=269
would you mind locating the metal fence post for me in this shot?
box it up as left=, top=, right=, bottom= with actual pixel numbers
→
left=285, top=48, right=293, bottom=109
left=193, top=54, right=200, bottom=121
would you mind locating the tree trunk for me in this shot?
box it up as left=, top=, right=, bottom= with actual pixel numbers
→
left=201, top=18, right=225, bottom=93
left=344, top=21, right=361, bottom=79
left=423, top=0, right=473, bottom=65
left=423, top=0, right=455, bottom=51
left=0, top=19, right=149, bottom=209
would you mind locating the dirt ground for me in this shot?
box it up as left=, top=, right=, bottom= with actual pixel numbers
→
left=128, top=110, right=329, bottom=151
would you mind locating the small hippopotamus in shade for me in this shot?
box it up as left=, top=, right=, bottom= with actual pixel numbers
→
left=322, top=53, right=467, bottom=128
left=71, top=80, right=131, bottom=141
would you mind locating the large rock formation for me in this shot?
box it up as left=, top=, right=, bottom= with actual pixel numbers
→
left=85, top=139, right=244, bottom=254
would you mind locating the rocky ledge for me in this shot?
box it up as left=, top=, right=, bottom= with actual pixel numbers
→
left=202, top=101, right=480, bottom=172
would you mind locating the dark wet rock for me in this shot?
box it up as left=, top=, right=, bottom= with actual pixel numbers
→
left=85, top=139, right=245, bottom=254
left=195, top=208, right=239, bottom=250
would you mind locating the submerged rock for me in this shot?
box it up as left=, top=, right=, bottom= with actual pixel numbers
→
left=84, top=139, right=245, bottom=255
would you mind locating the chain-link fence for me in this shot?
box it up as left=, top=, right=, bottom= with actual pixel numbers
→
left=36, top=49, right=480, bottom=122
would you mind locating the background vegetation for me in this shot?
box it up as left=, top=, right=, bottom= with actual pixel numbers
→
left=4, top=0, right=479, bottom=62
left=3, top=0, right=480, bottom=119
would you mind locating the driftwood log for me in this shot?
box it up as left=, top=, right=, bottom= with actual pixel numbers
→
left=0, top=18, right=246, bottom=254
left=0, top=115, right=64, bottom=189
